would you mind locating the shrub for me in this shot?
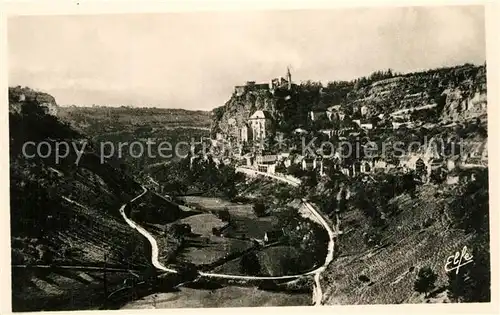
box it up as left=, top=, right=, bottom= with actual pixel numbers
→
left=363, top=231, right=382, bottom=247
left=414, top=266, right=437, bottom=297
left=240, top=252, right=261, bottom=276
left=253, top=201, right=268, bottom=217
left=212, top=227, right=221, bottom=237
left=217, top=208, right=231, bottom=222
left=447, top=169, right=489, bottom=234
left=447, top=236, right=490, bottom=302
left=358, top=275, right=371, bottom=283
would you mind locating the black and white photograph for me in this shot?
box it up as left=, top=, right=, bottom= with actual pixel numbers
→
left=3, top=2, right=495, bottom=312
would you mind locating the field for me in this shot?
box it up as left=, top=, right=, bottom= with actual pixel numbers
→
left=172, top=196, right=321, bottom=277
left=177, top=196, right=279, bottom=240
left=166, top=212, right=254, bottom=267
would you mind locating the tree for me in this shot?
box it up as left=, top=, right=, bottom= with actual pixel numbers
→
left=287, top=163, right=304, bottom=178
left=414, top=266, right=437, bottom=298
left=447, top=269, right=469, bottom=302
left=240, top=252, right=261, bottom=275
left=429, top=166, right=447, bottom=184
left=212, top=227, right=222, bottom=236
left=275, top=161, right=287, bottom=174
left=303, top=170, right=318, bottom=187
left=253, top=201, right=268, bottom=217
left=217, top=208, right=231, bottom=222
left=447, top=236, right=490, bottom=302
left=448, top=169, right=489, bottom=234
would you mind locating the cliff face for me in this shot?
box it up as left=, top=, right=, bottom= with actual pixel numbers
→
left=9, top=86, right=59, bottom=115
left=341, top=64, right=486, bottom=120
left=441, top=88, right=487, bottom=122
left=213, top=88, right=280, bottom=140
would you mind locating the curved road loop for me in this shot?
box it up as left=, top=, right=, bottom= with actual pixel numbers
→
left=120, top=167, right=336, bottom=305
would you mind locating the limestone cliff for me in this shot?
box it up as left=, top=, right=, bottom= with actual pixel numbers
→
left=212, top=88, right=281, bottom=141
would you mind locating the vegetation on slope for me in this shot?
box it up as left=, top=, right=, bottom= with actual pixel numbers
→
left=212, top=63, right=486, bottom=138
left=320, top=169, right=489, bottom=304
left=9, top=87, right=186, bottom=311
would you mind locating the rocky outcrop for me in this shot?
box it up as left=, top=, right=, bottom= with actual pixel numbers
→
left=9, top=86, right=59, bottom=115
left=441, top=89, right=487, bottom=122
left=213, top=89, right=279, bottom=141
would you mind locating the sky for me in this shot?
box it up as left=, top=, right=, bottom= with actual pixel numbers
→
left=8, top=5, right=486, bottom=111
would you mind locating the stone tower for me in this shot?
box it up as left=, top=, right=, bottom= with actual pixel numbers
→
left=286, top=66, right=292, bottom=90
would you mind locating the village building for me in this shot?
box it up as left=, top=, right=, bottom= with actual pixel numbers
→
left=360, top=122, right=374, bottom=130
left=309, top=110, right=328, bottom=121
left=360, top=105, right=368, bottom=117
left=254, top=154, right=279, bottom=173
left=326, top=105, right=343, bottom=121
left=319, top=129, right=335, bottom=139
left=294, top=128, right=308, bottom=134
left=264, top=229, right=285, bottom=243
left=446, top=156, right=460, bottom=171
left=302, top=157, right=317, bottom=171
left=234, top=68, right=294, bottom=96
left=392, top=122, right=407, bottom=129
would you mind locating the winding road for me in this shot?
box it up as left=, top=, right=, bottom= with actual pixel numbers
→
left=119, top=167, right=336, bottom=305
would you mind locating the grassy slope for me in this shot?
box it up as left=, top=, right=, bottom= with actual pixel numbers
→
left=321, top=184, right=474, bottom=305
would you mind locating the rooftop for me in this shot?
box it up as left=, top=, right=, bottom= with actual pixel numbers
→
left=249, top=110, right=273, bottom=120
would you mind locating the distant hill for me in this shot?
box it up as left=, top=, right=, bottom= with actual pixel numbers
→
left=54, top=106, right=211, bottom=175
left=58, top=106, right=211, bottom=137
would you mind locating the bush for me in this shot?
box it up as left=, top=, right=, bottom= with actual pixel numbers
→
left=429, top=167, right=447, bottom=184
left=287, top=164, right=304, bottom=178
left=414, top=266, right=437, bottom=297
left=240, top=252, right=261, bottom=275
left=447, top=236, right=490, bottom=302
left=358, top=275, right=371, bottom=283
left=253, top=201, right=268, bottom=217
left=363, top=231, right=382, bottom=247
left=217, top=208, right=231, bottom=222
left=212, top=227, right=222, bottom=237
left=447, top=169, right=489, bottom=234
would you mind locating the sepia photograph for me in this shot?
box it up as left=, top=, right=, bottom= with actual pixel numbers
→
left=4, top=2, right=494, bottom=312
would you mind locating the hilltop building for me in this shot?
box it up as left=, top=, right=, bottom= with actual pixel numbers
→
left=233, top=67, right=295, bottom=96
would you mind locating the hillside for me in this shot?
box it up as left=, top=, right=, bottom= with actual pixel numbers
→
left=211, top=63, right=487, bottom=137
left=55, top=106, right=211, bottom=175
left=319, top=172, right=490, bottom=305
left=9, top=88, right=184, bottom=311
left=58, top=106, right=211, bottom=137
left=207, top=62, right=490, bottom=305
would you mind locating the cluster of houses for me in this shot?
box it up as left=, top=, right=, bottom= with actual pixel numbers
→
left=208, top=69, right=487, bottom=186
left=209, top=96, right=487, bottom=185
